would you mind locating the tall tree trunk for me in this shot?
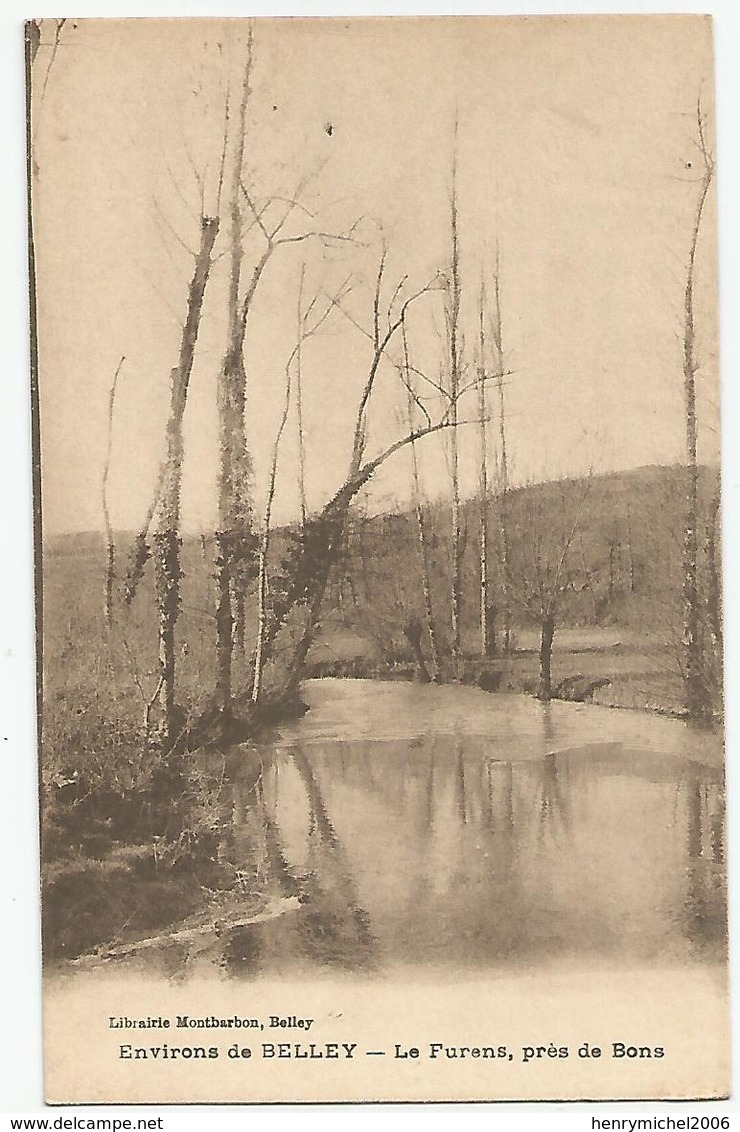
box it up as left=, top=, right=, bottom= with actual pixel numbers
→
left=705, top=477, right=722, bottom=676
left=216, top=50, right=254, bottom=715
left=157, top=216, right=219, bottom=743
left=296, top=296, right=308, bottom=532
left=154, top=528, right=181, bottom=736
left=682, top=108, right=713, bottom=722
left=412, top=498, right=439, bottom=681
left=102, top=356, right=125, bottom=629
left=537, top=612, right=555, bottom=702
left=404, top=619, right=431, bottom=683
left=491, top=250, right=511, bottom=653
left=285, top=528, right=341, bottom=693
left=252, top=273, right=302, bottom=704
left=251, top=529, right=270, bottom=705
left=216, top=365, right=250, bottom=711
left=682, top=426, right=703, bottom=720
left=477, top=279, right=491, bottom=657
left=404, top=321, right=439, bottom=681
left=448, top=131, right=462, bottom=680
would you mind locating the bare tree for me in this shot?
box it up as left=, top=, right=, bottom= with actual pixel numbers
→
left=259, top=244, right=515, bottom=702
left=155, top=215, right=220, bottom=743
left=213, top=60, right=358, bottom=714
left=402, top=317, right=439, bottom=681
left=251, top=254, right=505, bottom=700
left=681, top=99, right=715, bottom=721
left=509, top=482, right=591, bottom=702
left=446, top=129, right=464, bottom=680
left=279, top=262, right=446, bottom=691
left=120, top=52, right=235, bottom=741
left=703, top=471, right=722, bottom=710
left=477, top=277, right=492, bottom=657
left=216, top=38, right=256, bottom=714
left=295, top=288, right=309, bottom=532
left=251, top=269, right=348, bottom=704
left=119, top=32, right=359, bottom=740
left=490, top=247, right=512, bottom=653
left=101, top=355, right=125, bottom=629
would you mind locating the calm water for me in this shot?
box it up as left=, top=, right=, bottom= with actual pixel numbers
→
left=181, top=678, right=726, bottom=980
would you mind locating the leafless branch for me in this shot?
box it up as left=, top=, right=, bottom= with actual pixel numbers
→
left=386, top=274, right=409, bottom=329
left=398, top=315, right=432, bottom=428
left=102, top=355, right=125, bottom=627
left=274, top=229, right=358, bottom=249
left=696, top=97, right=714, bottom=174
left=240, top=179, right=271, bottom=243
left=265, top=194, right=317, bottom=220
left=152, top=195, right=199, bottom=259
left=215, top=82, right=231, bottom=219
left=350, top=271, right=444, bottom=469
left=268, top=160, right=328, bottom=240
left=351, top=415, right=482, bottom=493
left=373, top=246, right=388, bottom=349
left=237, top=174, right=358, bottom=339
left=161, top=151, right=203, bottom=227
left=181, top=133, right=207, bottom=199
left=135, top=256, right=188, bottom=324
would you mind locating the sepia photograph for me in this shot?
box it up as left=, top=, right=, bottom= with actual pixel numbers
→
left=25, top=11, right=729, bottom=1105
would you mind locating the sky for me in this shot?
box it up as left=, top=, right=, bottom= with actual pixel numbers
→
left=30, top=14, right=720, bottom=534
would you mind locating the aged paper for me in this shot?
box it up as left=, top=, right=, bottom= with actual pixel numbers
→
left=29, top=15, right=728, bottom=1103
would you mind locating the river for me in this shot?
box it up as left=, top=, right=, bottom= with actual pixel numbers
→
left=177, top=677, right=726, bottom=981
left=44, top=678, right=729, bottom=1102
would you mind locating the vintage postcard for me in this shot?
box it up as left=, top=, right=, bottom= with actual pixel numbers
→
left=28, top=15, right=728, bottom=1103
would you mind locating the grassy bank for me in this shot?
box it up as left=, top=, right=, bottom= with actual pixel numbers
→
left=40, top=621, right=703, bottom=962
left=305, top=623, right=698, bottom=718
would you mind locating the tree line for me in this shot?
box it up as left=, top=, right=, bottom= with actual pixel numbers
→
left=30, top=24, right=722, bottom=747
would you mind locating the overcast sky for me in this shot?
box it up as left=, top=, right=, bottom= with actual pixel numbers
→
left=31, top=14, right=719, bottom=534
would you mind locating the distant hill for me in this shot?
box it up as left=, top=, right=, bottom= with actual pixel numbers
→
left=323, top=462, right=722, bottom=646
left=45, top=463, right=719, bottom=553
left=43, top=461, right=721, bottom=645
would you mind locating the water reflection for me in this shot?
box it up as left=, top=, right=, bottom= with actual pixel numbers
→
left=164, top=681, right=728, bottom=978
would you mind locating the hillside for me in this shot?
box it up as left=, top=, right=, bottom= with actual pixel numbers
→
left=41, top=463, right=722, bottom=719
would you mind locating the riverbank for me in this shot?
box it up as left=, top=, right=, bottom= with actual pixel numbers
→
left=304, top=623, right=703, bottom=720
left=39, top=582, right=720, bottom=966
left=45, top=672, right=724, bottom=967
left=45, top=675, right=725, bottom=976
